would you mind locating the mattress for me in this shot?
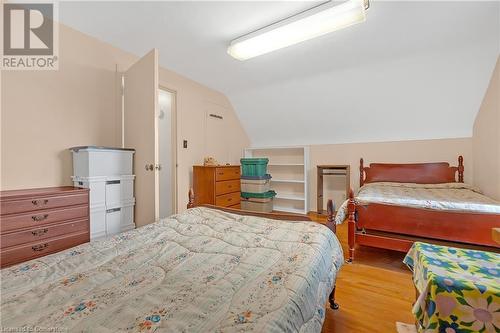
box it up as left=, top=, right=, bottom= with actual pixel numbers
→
left=335, top=182, right=500, bottom=224
left=1, top=207, right=343, bottom=333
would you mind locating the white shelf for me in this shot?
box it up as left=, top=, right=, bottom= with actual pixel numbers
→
left=244, top=146, right=309, bottom=215
left=275, top=194, right=305, bottom=201
left=271, top=179, right=304, bottom=183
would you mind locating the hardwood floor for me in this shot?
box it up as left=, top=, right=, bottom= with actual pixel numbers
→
left=309, top=213, right=415, bottom=333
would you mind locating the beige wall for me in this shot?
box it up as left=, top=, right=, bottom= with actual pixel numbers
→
left=308, top=138, right=473, bottom=211
left=155, top=68, right=249, bottom=212
left=1, top=25, right=125, bottom=191
left=1, top=24, right=250, bottom=215
left=473, top=56, right=500, bottom=200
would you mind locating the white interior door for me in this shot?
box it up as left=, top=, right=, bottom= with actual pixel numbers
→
left=123, top=49, right=159, bottom=227
left=158, top=88, right=175, bottom=218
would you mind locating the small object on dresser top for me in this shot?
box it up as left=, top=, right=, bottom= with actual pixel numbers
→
left=203, top=156, right=219, bottom=166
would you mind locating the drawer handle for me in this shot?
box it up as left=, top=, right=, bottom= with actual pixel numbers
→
left=32, top=214, right=49, bottom=222
left=227, top=198, right=232, bottom=202
left=106, top=180, right=121, bottom=185
left=228, top=185, right=232, bottom=188
left=32, top=243, right=48, bottom=252
left=32, top=199, right=48, bottom=206
left=218, top=172, right=224, bottom=175
left=106, top=208, right=121, bottom=213
left=32, top=228, right=48, bottom=236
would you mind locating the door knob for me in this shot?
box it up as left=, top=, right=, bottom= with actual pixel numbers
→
left=145, top=164, right=154, bottom=171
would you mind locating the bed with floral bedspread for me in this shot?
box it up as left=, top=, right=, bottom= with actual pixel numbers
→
left=1, top=207, right=343, bottom=332
left=335, top=182, right=500, bottom=225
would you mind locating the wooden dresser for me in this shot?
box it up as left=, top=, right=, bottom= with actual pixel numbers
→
left=0, top=187, right=90, bottom=268
left=193, top=165, right=241, bottom=208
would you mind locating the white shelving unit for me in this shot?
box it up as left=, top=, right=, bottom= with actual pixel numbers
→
left=244, top=146, right=309, bottom=214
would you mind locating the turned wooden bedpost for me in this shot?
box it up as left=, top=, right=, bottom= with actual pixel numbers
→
left=359, top=158, right=364, bottom=187
left=329, top=286, right=339, bottom=310
left=347, top=189, right=356, bottom=263
left=187, top=188, right=195, bottom=209
left=326, top=199, right=336, bottom=234
left=327, top=198, right=339, bottom=310
left=458, top=155, right=464, bottom=183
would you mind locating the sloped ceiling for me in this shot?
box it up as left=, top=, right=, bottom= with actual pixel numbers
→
left=59, top=1, right=499, bottom=146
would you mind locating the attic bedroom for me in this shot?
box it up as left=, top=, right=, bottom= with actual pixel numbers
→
left=0, top=1, right=499, bottom=332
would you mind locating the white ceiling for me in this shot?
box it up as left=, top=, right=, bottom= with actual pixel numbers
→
left=59, top=1, right=499, bottom=146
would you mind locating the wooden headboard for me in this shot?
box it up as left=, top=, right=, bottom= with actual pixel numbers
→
left=359, top=156, right=464, bottom=186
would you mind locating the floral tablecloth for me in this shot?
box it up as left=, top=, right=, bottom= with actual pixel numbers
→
left=404, top=242, right=500, bottom=333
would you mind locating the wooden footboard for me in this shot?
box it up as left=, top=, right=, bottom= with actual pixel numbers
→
left=187, top=188, right=340, bottom=309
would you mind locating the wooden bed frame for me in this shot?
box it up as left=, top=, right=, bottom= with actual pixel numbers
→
left=187, top=188, right=339, bottom=310
left=347, top=156, right=500, bottom=262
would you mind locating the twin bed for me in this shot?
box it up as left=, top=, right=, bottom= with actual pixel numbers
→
left=335, top=156, right=500, bottom=261
left=1, top=197, right=343, bottom=332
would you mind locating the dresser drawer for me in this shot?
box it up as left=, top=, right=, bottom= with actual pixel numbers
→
left=1, top=231, right=89, bottom=268
left=215, top=167, right=240, bottom=181
left=1, top=219, right=89, bottom=248
left=215, top=192, right=240, bottom=207
left=1, top=193, right=89, bottom=215
left=1, top=205, right=88, bottom=233
left=215, top=180, right=240, bottom=196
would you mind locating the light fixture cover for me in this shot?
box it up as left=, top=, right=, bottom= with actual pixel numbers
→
left=228, top=0, right=367, bottom=61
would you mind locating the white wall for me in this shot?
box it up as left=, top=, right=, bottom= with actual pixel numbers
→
left=473, top=57, right=500, bottom=200
left=234, top=43, right=498, bottom=147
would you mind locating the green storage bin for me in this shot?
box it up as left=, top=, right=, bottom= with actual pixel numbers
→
left=240, top=158, right=269, bottom=176
left=241, top=190, right=276, bottom=199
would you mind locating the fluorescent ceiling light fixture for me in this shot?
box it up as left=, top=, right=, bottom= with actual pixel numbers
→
left=228, top=0, right=369, bottom=61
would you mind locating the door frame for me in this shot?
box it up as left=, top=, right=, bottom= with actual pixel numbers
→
left=158, top=85, right=178, bottom=215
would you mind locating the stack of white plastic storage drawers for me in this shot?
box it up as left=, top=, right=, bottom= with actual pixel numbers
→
left=70, top=146, right=135, bottom=240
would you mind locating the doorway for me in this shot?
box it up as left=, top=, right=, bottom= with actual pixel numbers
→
left=158, top=88, right=177, bottom=218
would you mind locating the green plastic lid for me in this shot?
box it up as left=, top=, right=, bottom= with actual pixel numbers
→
left=240, top=190, right=276, bottom=199
left=240, top=158, right=269, bottom=164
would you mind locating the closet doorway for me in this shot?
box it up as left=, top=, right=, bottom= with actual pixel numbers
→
left=158, top=87, right=177, bottom=218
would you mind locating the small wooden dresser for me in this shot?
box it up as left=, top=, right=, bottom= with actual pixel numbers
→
left=0, top=187, right=90, bottom=268
left=193, top=165, right=241, bottom=208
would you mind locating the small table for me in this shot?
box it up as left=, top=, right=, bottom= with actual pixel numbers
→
left=317, top=165, right=350, bottom=215
left=404, top=242, right=500, bottom=332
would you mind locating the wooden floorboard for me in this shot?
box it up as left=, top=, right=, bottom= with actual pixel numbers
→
left=308, top=213, right=415, bottom=333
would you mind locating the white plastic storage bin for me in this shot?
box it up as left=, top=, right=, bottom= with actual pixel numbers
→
left=104, top=176, right=135, bottom=208
left=241, top=175, right=271, bottom=193
left=90, top=205, right=106, bottom=240
left=241, top=197, right=274, bottom=213
left=105, top=200, right=135, bottom=237
left=70, top=146, right=135, bottom=177
left=72, top=176, right=106, bottom=206
left=73, top=176, right=136, bottom=240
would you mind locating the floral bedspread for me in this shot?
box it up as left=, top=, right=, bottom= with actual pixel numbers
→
left=404, top=242, right=500, bottom=332
left=1, top=207, right=343, bottom=333
left=335, top=182, right=500, bottom=224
